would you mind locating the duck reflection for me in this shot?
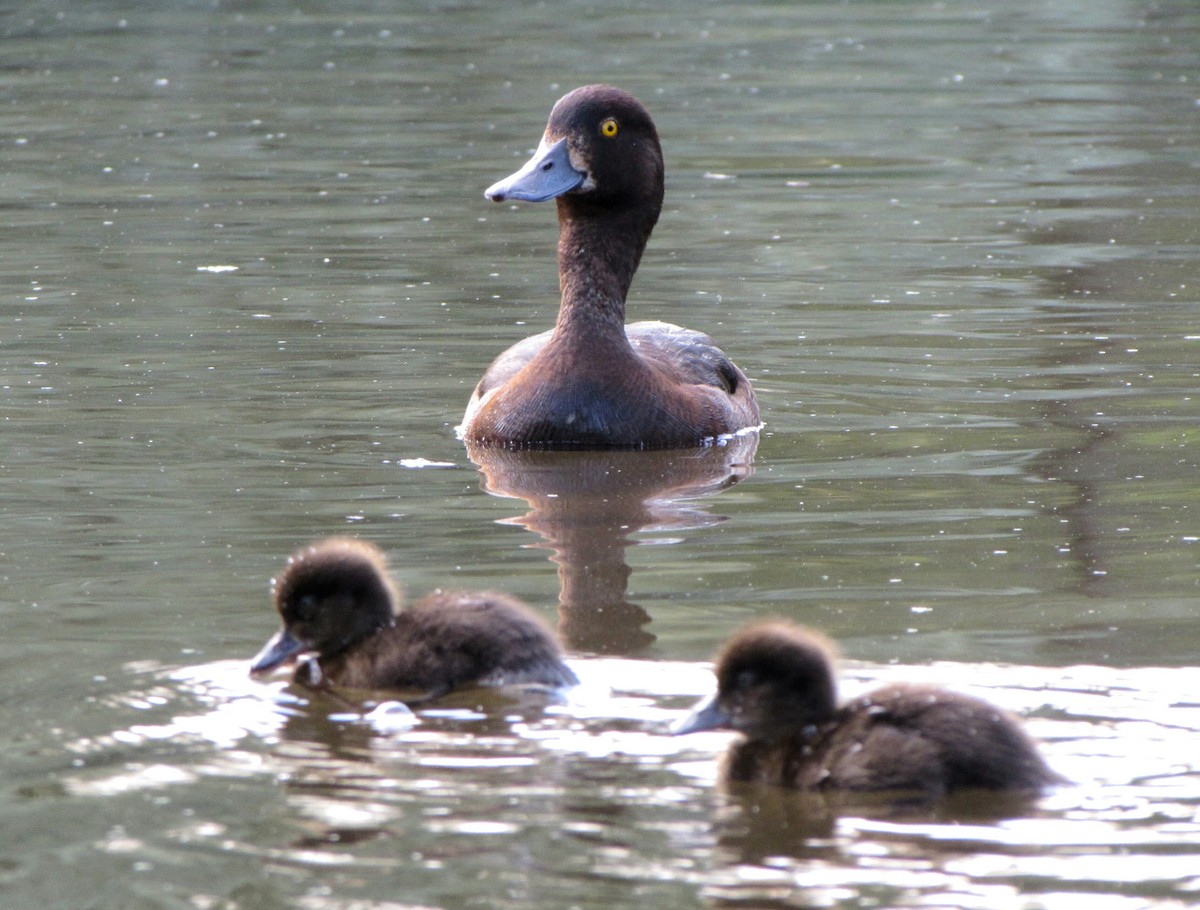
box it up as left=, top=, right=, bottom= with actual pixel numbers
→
left=465, top=433, right=758, bottom=654
left=708, top=784, right=1049, bottom=873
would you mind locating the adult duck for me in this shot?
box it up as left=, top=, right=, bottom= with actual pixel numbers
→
left=459, top=85, right=760, bottom=450
left=250, top=538, right=578, bottom=697
left=674, top=622, right=1062, bottom=796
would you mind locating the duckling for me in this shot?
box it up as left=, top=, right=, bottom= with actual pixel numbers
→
left=675, top=622, right=1061, bottom=795
left=250, top=538, right=577, bottom=698
left=460, top=84, right=759, bottom=449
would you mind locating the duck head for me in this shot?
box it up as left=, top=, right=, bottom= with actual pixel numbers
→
left=250, top=538, right=400, bottom=675
left=485, top=84, right=664, bottom=215
left=674, top=623, right=840, bottom=741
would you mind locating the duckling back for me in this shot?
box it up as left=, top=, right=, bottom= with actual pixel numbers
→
left=725, top=682, right=1060, bottom=795
left=321, top=590, right=578, bottom=694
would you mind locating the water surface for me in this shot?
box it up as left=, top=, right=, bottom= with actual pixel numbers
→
left=1, top=1, right=1198, bottom=907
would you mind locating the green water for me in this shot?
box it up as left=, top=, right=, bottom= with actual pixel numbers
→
left=1, top=1, right=1197, bottom=907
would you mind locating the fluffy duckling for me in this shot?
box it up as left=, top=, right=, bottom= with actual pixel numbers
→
left=250, top=538, right=577, bottom=697
left=675, top=622, right=1060, bottom=795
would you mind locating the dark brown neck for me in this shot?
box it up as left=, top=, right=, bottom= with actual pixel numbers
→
left=551, top=199, right=657, bottom=342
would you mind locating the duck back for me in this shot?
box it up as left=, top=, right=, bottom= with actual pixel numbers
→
left=725, top=683, right=1059, bottom=795
left=316, top=590, right=579, bottom=695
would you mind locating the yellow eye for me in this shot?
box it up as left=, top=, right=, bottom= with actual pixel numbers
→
left=600, top=118, right=619, bottom=138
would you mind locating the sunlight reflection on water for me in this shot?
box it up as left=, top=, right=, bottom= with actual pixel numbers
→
left=51, top=652, right=1199, bottom=907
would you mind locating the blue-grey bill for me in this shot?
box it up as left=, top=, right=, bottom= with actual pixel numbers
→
left=249, top=627, right=307, bottom=674
left=671, top=692, right=728, bottom=735
left=484, top=137, right=585, bottom=203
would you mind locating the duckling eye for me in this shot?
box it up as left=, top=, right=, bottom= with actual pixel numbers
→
left=734, top=669, right=759, bottom=691
left=292, top=593, right=320, bottom=622
left=599, top=118, right=619, bottom=139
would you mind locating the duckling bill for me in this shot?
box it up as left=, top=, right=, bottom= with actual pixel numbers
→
left=675, top=622, right=1062, bottom=796
left=250, top=538, right=577, bottom=699
left=460, top=84, right=760, bottom=450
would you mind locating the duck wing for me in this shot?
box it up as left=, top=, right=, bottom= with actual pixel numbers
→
left=467, top=328, right=555, bottom=404
left=626, top=320, right=751, bottom=397
left=468, top=320, right=750, bottom=401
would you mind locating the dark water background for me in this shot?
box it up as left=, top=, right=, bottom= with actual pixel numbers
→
left=1, top=1, right=1197, bottom=907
